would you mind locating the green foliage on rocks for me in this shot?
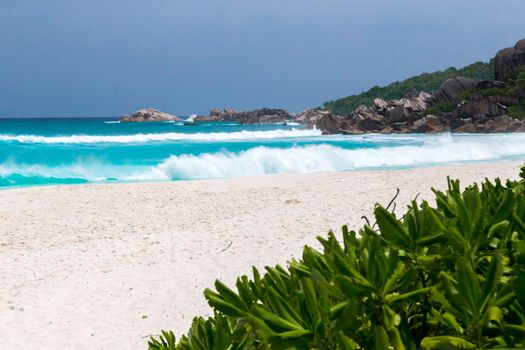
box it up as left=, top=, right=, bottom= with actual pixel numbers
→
left=423, top=101, right=456, bottom=116
left=323, top=61, right=494, bottom=116
left=150, top=165, right=525, bottom=349
left=508, top=101, right=525, bottom=120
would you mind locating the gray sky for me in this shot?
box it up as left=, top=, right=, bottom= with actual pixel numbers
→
left=1, top=0, right=524, bottom=117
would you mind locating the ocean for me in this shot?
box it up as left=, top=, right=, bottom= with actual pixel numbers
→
left=1, top=117, right=525, bottom=188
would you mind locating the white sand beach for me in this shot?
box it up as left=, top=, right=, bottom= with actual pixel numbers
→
left=0, top=162, right=522, bottom=349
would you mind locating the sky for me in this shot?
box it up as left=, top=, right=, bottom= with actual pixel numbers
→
left=1, top=1, right=524, bottom=117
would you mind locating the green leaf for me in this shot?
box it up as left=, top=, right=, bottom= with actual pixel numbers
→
left=236, top=276, right=255, bottom=306
left=455, top=258, right=481, bottom=316
left=336, top=332, right=359, bottom=350
left=420, top=336, right=477, bottom=349
left=415, top=233, right=446, bottom=247
left=252, top=306, right=305, bottom=332
left=480, top=253, right=503, bottom=313
left=335, top=275, right=373, bottom=298
left=482, top=306, right=503, bottom=326
left=515, top=269, right=525, bottom=309
left=299, top=277, right=320, bottom=324
left=382, top=261, right=407, bottom=296
left=265, top=286, right=303, bottom=326
left=246, top=314, right=276, bottom=339
left=275, top=329, right=311, bottom=339
left=429, top=310, right=463, bottom=334
left=487, top=220, right=510, bottom=240
left=502, top=324, right=525, bottom=336
left=386, top=287, right=431, bottom=304
left=204, top=289, right=244, bottom=317
left=375, top=205, right=412, bottom=249
left=215, top=280, right=248, bottom=312
left=373, top=325, right=391, bottom=349
left=148, top=330, right=176, bottom=350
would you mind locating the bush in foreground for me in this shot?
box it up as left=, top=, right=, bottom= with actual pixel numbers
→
left=150, top=166, right=525, bottom=349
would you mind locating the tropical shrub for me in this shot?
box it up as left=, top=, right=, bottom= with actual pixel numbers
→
left=423, top=101, right=456, bottom=116
left=150, top=166, right=525, bottom=349
left=508, top=101, right=525, bottom=120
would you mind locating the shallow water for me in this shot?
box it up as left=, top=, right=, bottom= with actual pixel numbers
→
left=1, top=117, right=524, bottom=188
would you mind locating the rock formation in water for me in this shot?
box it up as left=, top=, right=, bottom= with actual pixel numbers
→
left=195, top=108, right=292, bottom=124
left=119, top=109, right=182, bottom=122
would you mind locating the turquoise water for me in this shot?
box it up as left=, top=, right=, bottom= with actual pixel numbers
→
left=1, top=117, right=525, bottom=188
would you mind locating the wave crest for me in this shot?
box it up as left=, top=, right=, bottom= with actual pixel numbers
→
left=0, top=129, right=321, bottom=144
left=148, top=139, right=525, bottom=180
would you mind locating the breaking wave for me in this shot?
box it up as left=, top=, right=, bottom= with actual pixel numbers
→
left=146, top=138, right=525, bottom=179
left=2, top=134, right=525, bottom=187
left=0, top=129, right=321, bottom=144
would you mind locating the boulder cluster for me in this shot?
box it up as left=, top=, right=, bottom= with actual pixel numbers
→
left=300, top=38, right=525, bottom=134
left=296, top=91, right=440, bottom=134
left=195, top=108, right=292, bottom=124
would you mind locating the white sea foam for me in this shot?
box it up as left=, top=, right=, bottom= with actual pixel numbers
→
left=103, top=121, right=120, bottom=124
left=186, top=114, right=197, bottom=123
left=0, top=129, right=321, bottom=144
left=3, top=134, right=524, bottom=184
left=146, top=137, right=525, bottom=180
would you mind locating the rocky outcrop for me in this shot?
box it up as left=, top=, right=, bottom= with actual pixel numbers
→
left=316, top=114, right=365, bottom=135
left=119, top=109, right=182, bottom=122
left=495, top=39, right=525, bottom=81
left=306, top=39, right=525, bottom=135
left=195, top=108, right=292, bottom=124
left=485, top=115, right=523, bottom=133
left=452, top=122, right=477, bottom=133
left=432, top=77, right=477, bottom=103
left=346, top=91, right=431, bottom=132
left=456, top=94, right=510, bottom=118
left=409, top=115, right=445, bottom=133
left=307, top=85, right=525, bottom=135
left=191, top=40, right=525, bottom=135
left=375, top=91, right=432, bottom=123
left=449, top=114, right=525, bottom=133
left=302, top=90, right=437, bottom=134
left=295, top=109, right=333, bottom=129
left=351, top=105, right=387, bottom=131
left=315, top=114, right=344, bottom=134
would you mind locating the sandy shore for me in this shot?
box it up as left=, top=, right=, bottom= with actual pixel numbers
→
left=0, top=162, right=522, bottom=349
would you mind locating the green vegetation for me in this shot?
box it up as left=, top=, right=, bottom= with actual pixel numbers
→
left=508, top=101, right=525, bottom=120
left=423, top=65, right=525, bottom=118
left=150, top=166, right=525, bottom=349
left=423, top=101, right=456, bottom=116
left=323, top=61, right=494, bottom=115
left=506, top=67, right=525, bottom=120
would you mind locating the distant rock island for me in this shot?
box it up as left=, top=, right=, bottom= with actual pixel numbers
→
left=119, top=108, right=182, bottom=122
left=121, top=38, right=525, bottom=133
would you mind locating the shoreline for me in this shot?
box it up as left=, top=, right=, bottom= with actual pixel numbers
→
left=0, top=162, right=523, bottom=349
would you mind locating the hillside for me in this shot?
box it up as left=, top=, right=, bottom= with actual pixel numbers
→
left=323, top=60, right=494, bottom=115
